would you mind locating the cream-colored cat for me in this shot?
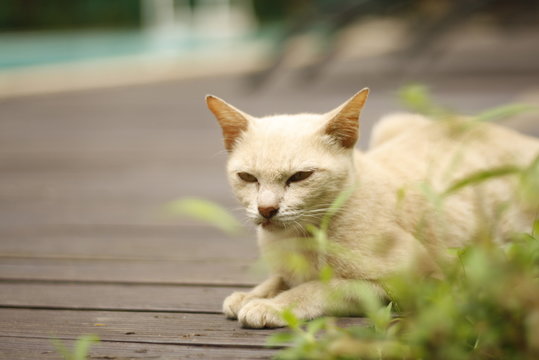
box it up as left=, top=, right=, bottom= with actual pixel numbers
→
left=206, top=89, right=539, bottom=328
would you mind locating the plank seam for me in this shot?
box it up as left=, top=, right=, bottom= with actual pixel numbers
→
left=0, top=304, right=222, bottom=315
left=0, top=254, right=254, bottom=263
left=0, top=278, right=253, bottom=288
left=0, top=334, right=285, bottom=350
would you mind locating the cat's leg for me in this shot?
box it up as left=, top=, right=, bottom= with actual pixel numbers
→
left=369, top=113, right=430, bottom=149
left=237, top=279, right=385, bottom=328
left=223, top=275, right=288, bottom=319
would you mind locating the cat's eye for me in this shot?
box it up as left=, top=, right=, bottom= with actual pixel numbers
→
left=287, top=171, right=314, bottom=184
left=237, top=172, right=258, bottom=183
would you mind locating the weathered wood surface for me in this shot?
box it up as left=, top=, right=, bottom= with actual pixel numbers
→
left=0, top=309, right=363, bottom=347
left=0, top=227, right=264, bottom=285
left=0, top=75, right=283, bottom=359
left=1, top=71, right=538, bottom=359
left=0, top=337, right=278, bottom=360
left=0, top=227, right=256, bottom=261
left=0, top=283, right=242, bottom=312
left=0, top=257, right=262, bottom=285
left=0, top=309, right=280, bottom=347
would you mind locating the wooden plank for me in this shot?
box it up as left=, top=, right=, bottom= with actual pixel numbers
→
left=0, top=198, right=238, bottom=227
left=0, top=336, right=277, bottom=360
left=0, top=308, right=365, bottom=347
left=0, top=282, right=243, bottom=313
left=0, top=227, right=258, bottom=261
left=0, top=150, right=225, bottom=171
left=0, top=257, right=265, bottom=286
left=0, top=139, right=236, bottom=228
left=0, top=161, right=228, bottom=191
left=0, top=131, right=222, bottom=155
left=0, top=168, right=236, bottom=227
left=0, top=166, right=231, bottom=200
left=0, top=202, right=237, bottom=227
left=0, top=308, right=281, bottom=347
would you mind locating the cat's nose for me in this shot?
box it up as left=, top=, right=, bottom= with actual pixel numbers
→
left=258, top=206, right=279, bottom=219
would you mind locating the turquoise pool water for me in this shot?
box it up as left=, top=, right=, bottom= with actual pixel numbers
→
left=0, top=30, right=245, bottom=69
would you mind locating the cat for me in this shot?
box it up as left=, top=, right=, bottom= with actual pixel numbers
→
left=206, top=89, right=539, bottom=328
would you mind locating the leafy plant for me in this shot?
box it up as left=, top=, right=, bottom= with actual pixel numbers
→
left=270, top=217, right=539, bottom=359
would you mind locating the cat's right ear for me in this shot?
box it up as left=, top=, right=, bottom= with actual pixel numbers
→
left=206, top=95, right=250, bottom=152
left=323, top=88, right=369, bottom=148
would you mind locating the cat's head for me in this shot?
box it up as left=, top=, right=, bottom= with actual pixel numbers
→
left=206, top=89, right=369, bottom=232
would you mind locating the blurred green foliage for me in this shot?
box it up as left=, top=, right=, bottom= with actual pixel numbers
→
left=165, top=197, right=243, bottom=236
left=398, top=84, right=453, bottom=119
left=270, top=216, right=539, bottom=359
left=398, top=84, right=538, bottom=123
left=52, top=334, right=100, bottom=360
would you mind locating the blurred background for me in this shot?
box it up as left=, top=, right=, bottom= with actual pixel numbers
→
left=1, top=0, right=539, bottom=96
left=0, top=0, right=539, bottom=242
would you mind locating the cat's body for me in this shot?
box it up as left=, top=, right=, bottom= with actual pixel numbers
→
left=206, top=89, right=539, bottom=328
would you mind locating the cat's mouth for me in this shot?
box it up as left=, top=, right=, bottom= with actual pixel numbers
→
left=261, top=219, right=276, bottom=228
left=257, top=218, right=284, bottom=229
left=259, top=219, right=274, bottom=227
left=261, top=220, right=272, bottom=228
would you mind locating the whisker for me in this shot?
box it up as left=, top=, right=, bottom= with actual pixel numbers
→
left=293, top=221, right=309, bottom=237
left=304, top=209, right=333, bottom=214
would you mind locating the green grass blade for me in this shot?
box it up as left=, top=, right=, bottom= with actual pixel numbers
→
left=398, top=84, right=453, bottom=119
left=474, top=104, right=537, bottom=123
left=320, top=187, right=354, bottom=231
left=73, top=334, right=99, bottom=360
left=306, top=317, right=328, bottom=335
left=281, top=308, right=301, bottom=330
left=165, top=197, right=242, bottom=235
left=443, top=166, right=521, bottom=196
left=266, top=332, right=296, bottom=346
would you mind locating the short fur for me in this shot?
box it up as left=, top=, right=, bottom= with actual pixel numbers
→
left=206, top=89, right=539, bottom=328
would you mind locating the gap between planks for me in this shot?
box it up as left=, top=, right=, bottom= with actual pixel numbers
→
left=0, top=335, right=279, bottom=360
left=0, top=281, right=247, bottom=314
left=0, top=305, right=222, bottom=315
left=0, top=334, right=280, bottom=351
left=0, top=278, right=253, bottom=287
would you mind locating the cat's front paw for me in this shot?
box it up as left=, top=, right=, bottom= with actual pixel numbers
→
left=237, top=299, right=286, bottom=328
left=223, top=291, right=250, bottom=319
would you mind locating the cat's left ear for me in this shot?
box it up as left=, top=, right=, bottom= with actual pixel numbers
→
left=324, top=88, right=369, bottom=148
left=206, top=95, right=250, bottom=152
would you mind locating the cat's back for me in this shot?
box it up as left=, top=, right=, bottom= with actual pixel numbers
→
left=366, top=115, right=539, bottom=187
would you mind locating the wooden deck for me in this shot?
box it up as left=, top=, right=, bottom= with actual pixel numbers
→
left=1, top=73, right=538, bottom=359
